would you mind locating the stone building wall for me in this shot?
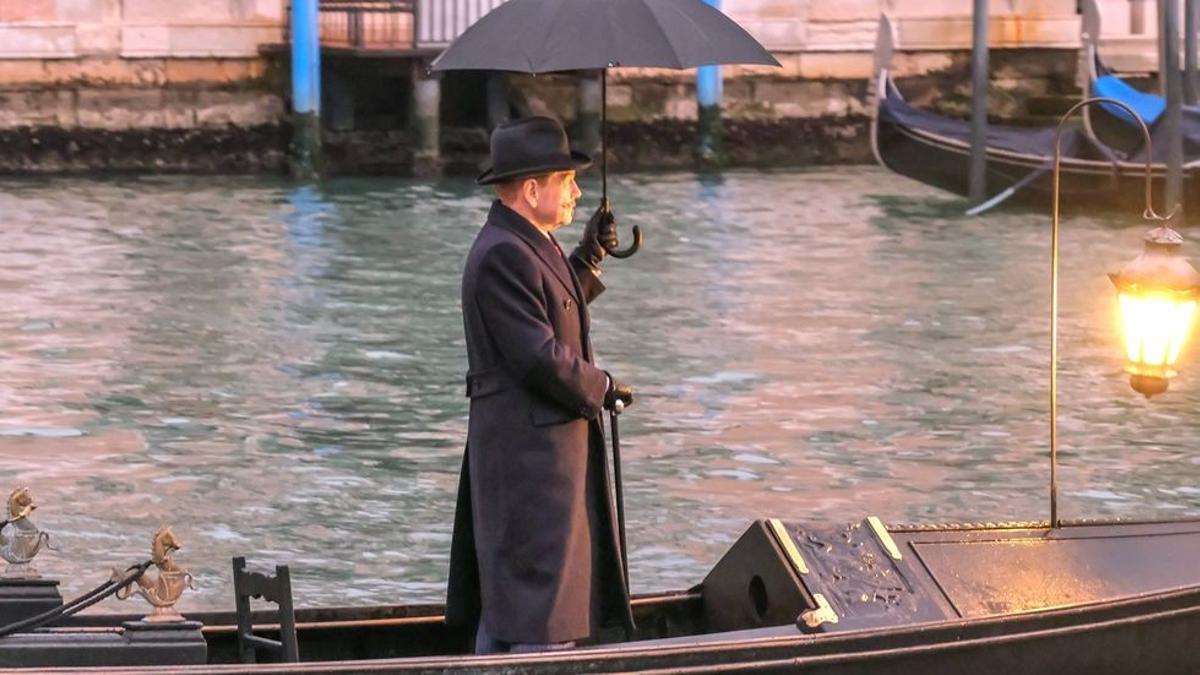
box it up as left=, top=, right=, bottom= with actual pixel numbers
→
left=0, top=0, right=1172, bottom=173
left=0, top=0, right=287, bottom=172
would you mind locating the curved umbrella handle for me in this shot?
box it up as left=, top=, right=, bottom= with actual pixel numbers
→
left=606, top=224, right=642, bottom=259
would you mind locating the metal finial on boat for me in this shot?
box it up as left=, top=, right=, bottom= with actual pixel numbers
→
left=114, top=526, right=195, bottom=623
left=0, top=487, right=53, bottom=578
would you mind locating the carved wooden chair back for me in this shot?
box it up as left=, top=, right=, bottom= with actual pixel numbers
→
left=231, top=556, right=299, bottom=663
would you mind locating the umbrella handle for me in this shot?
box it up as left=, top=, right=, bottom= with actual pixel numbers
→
left=606, top=224, right=642, bottom=259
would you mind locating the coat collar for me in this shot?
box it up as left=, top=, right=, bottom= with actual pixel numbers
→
left=486, top=200, right=581, bottom=303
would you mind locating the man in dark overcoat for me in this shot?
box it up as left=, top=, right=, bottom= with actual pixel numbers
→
left=446, top=116, right=636, bottom=654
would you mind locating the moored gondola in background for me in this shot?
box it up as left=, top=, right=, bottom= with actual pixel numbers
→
left=869, top=13, right=1200, bottom=215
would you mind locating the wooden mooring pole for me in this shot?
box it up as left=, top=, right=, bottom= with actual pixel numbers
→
left=968, top=0, right=989, bottom=208
left=1185, top=0, right=1199, bottom=106
left=1163, top=0, right=1184, bottom=220
left=411, top=61, right=442, bottom=176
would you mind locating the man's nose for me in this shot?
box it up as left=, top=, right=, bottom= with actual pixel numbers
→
left=571, top=181, right=581, bottom=200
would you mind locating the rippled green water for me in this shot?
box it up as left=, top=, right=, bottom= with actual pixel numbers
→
left=2, top=167, right=1199, bottom=611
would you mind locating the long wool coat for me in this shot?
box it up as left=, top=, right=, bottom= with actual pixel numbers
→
left=445, top=200, right=635, bottom=645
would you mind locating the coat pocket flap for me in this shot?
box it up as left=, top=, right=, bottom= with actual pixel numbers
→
left=465, top=369, right=511, bottom=399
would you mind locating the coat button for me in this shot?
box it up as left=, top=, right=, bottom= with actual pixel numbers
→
left=563, top=298, right=573, bottom=310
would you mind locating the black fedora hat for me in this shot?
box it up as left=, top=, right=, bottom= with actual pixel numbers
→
left=477, top=116, right=592, bottom=185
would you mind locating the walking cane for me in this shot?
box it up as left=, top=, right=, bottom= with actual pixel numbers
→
left=610, top=399, right=629, bottom=589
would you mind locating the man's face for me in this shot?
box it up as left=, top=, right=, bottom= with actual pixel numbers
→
left=531, top=170, right=581, bottom=230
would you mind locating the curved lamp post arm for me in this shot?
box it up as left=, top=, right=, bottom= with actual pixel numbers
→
left=1049, top=97, right=1172, bottom=527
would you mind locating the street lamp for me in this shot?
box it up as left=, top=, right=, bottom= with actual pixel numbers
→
left=1049, top=97, right=1200, bottom=525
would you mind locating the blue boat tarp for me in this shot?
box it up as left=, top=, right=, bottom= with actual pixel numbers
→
left=1093, top=75, right=1166, bottom=127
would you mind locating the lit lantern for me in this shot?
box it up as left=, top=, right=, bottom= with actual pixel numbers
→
left=1109, top=226, right=1200, bottom=398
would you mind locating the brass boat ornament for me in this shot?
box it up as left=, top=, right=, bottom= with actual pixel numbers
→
left=800, top=593, right=839, bottom=630
left=114, top=526, right=196, bottom=623
left=0, top=487, right=53, bottom=578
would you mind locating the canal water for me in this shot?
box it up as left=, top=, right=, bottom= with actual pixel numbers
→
left=2, top=167, right=1199, bottom=611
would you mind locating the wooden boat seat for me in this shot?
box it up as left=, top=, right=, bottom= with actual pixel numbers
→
left=231, top=556, right=299, bottom=663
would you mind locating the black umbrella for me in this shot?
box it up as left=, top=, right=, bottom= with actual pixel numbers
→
left=431, top=0, right=779, bottom=257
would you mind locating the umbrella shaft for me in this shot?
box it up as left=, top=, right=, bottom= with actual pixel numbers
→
left=602, top=70, right=608, bottom=203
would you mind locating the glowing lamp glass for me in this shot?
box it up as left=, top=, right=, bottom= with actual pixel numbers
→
left=1116, top=290, right=1197, bottom=377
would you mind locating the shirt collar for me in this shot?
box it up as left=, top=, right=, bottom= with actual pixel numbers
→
left=490, top=200, right=559, bottom=242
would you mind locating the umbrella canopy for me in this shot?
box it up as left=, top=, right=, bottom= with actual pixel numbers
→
left=431, top=0, right=779, bottom=259
left=430, top=0, right=779, bottom=73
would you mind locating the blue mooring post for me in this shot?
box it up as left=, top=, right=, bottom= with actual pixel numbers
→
left=696, top=0, right=724, bottom=165
left=291, top=0, right=322, bottom=177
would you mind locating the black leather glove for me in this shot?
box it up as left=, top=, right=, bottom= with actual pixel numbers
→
left=572, top=199, right=618, bottom=270
left=604, top=378, right=634, bottom=411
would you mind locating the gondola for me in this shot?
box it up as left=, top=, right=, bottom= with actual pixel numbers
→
left=1078, top=0, right=1200, bottom=167
left=7, top=515, right=1200, bottom=673
left=13, top=13, right=1200, bottom=672
left=869, top=13, right=1200, bottom=214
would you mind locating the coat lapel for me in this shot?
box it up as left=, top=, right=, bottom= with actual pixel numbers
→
left=552, top=233, right=594, bottom=361
left=486, top=201, right=582, bottom=305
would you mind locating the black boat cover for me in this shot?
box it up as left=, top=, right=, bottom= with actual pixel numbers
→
left=882, top=79, right=1200, bottom=168
left=879, top=82, right=1091, bottom=160
left=1132, top=103, right=1200, bottom=164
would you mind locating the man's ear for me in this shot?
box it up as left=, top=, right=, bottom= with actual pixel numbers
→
left=521, top=177, right=539, bottom=210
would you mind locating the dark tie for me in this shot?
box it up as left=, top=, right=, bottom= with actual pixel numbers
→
left=549, top=234, right=566, bottom=259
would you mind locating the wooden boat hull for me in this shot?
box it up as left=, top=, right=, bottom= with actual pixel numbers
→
left=44, top=588, right=1200, bottom=674
left=44, top=517, right=1200, bottom=674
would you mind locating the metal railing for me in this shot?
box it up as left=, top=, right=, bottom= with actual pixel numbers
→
left=287, top=0, right=509, bottom=52
left=318, top=0, right=415, bottom=50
